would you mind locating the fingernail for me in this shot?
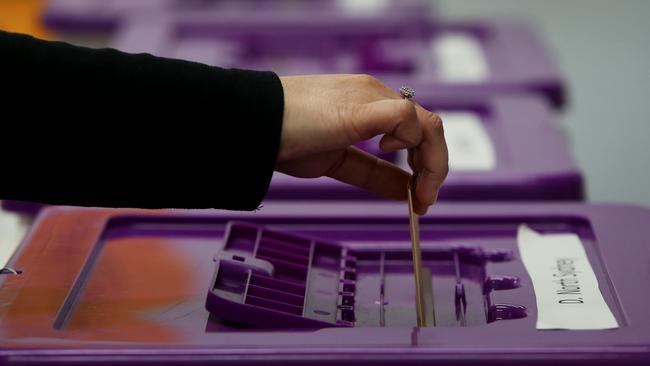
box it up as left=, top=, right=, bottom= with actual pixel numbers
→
left=416, top=206, right=427, bottom=216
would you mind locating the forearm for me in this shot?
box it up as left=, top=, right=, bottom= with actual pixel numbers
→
left=0, top=31, right=284, bottom=210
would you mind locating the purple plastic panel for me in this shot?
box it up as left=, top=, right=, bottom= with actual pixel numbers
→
left=0, top=202, right=649, bottom=365
left=112, top=14, right=566, bottom=107
left=44, top=0, right=434, bottom=32
left=207, top=221, right=525, bottom=328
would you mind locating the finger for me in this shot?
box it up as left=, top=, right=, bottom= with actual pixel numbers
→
left=406, top=103, right=434, bottom=171
left=412, top=113, right=448, bottom=215
left=341, top=99, right=422, bottom=149
left=326, top=146, right=410, bottom=201
left=349, top=74, right=406, bottom=100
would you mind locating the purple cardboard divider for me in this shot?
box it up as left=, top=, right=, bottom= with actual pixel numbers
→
left=44, top=0, right=434, bottom=32
left=112, top=14, right=566, bottom=108
left=0, top=202, right=649, bottom=365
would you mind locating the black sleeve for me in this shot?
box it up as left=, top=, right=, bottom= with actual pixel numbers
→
left=0, top=30, right=284, bottom=210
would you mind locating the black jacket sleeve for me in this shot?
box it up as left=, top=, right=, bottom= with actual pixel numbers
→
left=0, top=30, right=284, bottom=210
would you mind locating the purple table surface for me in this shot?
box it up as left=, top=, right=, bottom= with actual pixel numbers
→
left=44, top=0, right=435, bottom=32
left=112, top=15, right=566, bottom=108
left=0, top=202, right=649, bottom=365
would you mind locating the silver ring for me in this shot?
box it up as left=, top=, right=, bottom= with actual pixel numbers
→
left=399, top=86, right=415, bottom=100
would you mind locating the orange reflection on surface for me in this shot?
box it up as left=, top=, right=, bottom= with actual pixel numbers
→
left=0, top=0, right=54, bottom=39
left=0, top=209, right=218, bottom=345
left=66, top=237, right=206, bottom=342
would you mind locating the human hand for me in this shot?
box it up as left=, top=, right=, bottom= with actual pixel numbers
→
left=277, top=74, right=448, bottom=215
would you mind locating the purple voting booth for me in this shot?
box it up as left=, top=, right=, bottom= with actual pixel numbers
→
left=0, top=202, right=648, bottom=364
left=44, top=0, right=434, bottom=32
left=113, top=14, right=566, bottom=108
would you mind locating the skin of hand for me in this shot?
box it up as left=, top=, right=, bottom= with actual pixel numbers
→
left=277, top=74, right=449, bottom=215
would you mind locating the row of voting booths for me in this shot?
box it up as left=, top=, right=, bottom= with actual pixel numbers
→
left=0, top=1, right=648, bottom=365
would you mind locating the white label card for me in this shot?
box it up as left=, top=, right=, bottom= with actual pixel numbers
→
left=337, top=0, right=390, bottom=15
left=517, top=224, right=619, bottom=330
left=432, top=33, right=489, bottom=82
left=0, top=205, right=29, bottom=268
left=438, top=111, right=496, bottom=171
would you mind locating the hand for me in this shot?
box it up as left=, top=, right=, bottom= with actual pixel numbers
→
left=277, top=74, right=448, bottom=215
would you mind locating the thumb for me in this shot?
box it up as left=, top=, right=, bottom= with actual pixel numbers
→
left=342, top=99, right=422, bottom=150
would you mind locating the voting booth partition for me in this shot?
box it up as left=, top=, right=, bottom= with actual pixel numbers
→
left=2, top=2, right=647, bottom=366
